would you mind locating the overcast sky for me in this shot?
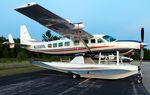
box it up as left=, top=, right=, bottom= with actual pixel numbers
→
left=0, top=0, right=150, bottom=48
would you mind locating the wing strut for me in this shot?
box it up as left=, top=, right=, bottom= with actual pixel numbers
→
left=80, top=36, right=92, bottom=53
left=75, top=22, right=92, bottom=53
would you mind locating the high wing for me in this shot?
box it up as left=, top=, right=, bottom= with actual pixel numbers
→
left=15, top=2, right=93, bottom=40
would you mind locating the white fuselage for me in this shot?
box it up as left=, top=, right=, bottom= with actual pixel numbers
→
left=24, top=35, right=141, bottom=55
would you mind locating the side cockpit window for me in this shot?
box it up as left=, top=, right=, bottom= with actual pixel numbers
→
left=91, top=39, right=95, bottom=43
left=84, top=40, right=88, bottom=44
left=74, top=40, right=79, bottom=45
left=97, top=38, right=104, bottom=43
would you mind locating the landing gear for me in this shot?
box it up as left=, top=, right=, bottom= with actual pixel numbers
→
left=72, top=74, right=80, bottom=79
left=136, top=66, right=143, bottom=84
left=136, top=74, right=143, bottom=84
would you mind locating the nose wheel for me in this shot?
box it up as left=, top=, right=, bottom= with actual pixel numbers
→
left=136, top=66, right=143, bottom=84
left=136, top=73, right=143, bottom=84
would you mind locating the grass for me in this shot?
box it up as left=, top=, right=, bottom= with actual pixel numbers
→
left=0, top=59, right=46, bottom=77
left=0, top=57, right=70, bottom=77
left=0, top=66, right=46, bottom=77
left=0, top=58, right=22, bottom=63
left=0, top=61, right=30, bottom=70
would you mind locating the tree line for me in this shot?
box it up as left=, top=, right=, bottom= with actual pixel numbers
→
left=0, top=30, right=150, bottom=61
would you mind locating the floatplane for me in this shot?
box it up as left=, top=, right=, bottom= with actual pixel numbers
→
left=8, top=2, right=148, bottom=83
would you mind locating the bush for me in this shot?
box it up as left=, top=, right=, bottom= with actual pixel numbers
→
left=17, top=51, right=27, bottom=60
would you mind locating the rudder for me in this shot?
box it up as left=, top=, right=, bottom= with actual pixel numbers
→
left=20, top=25, right=32, bottom=44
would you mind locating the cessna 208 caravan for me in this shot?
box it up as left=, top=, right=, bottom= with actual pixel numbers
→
left=15, top=25, right=141, bottom=56
left=14, top=3, right=145, bottom=56
left=10, top=2, right=147, bottom=82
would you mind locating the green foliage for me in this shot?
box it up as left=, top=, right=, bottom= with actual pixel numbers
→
left=42, top=30, right=61, bottom=41
left=14, top=38, right=20, bottom=43
left=144, top=48, right=150, bottom=60
left=17, top=51, right=27, bottom=60
left=10, top=49, right=15, bottom=58
left=0, top=58, right=21, bottom=63
left=0, top=43, right=3, bottom=58
left=0, top=36, right=7, bottom=42
left=2, top=48, right=9, bottom=58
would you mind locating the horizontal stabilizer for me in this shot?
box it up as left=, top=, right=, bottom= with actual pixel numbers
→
left=8, top=34, right=15, bottom=48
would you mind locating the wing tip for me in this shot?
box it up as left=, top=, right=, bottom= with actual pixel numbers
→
left=15, top=2, right=37, bottom=10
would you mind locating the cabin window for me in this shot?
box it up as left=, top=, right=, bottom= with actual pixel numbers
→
left=97, top=38, right=104, bottom=43
left=91, top=39, right=95, bottom=43
left=53, top=43, right=57, bottom=48
left=65, top=42, right=70, bottom=46
left=48, top=44, right=52, bottom=48
left=84, top=40, right=88, bottom=43
left=74, top=40, right=79, bottom=45
left=58, top=42, right=63, bottom=47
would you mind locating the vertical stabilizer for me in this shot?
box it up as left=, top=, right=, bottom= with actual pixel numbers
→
left=20, top=25, right=32, bottom=44
left=8, top=34, right=15, bottom=48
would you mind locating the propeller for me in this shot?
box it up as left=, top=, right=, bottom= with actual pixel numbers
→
left=141, top=27, right=144, bottom=42
left=140, top=27, right=144, bottom=64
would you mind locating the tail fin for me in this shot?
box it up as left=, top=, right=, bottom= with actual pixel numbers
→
left=8, top=34, right=15, bottom=48
left=20, top=25, right=32, bottom=44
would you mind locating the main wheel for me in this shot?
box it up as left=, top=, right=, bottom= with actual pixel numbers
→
left=72, top=74, right=77, bottom=79
left=72, top=74, right=80, bottom=79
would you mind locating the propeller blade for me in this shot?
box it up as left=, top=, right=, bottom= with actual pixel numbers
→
left=140, top=27, right=144, bottom=64
left=141, top=27, right=144, bottom=42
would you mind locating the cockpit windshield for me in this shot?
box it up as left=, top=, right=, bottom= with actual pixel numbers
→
left=103, top=35, right=116, bottom=42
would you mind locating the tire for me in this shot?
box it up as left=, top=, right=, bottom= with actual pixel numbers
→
left=72, top=74, right=77, bottom=79
left=136, top=75, right=143, bottom=84
left=137, top=79, right=142, bottom=84
left=72, top=74, right=80, bottom=79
